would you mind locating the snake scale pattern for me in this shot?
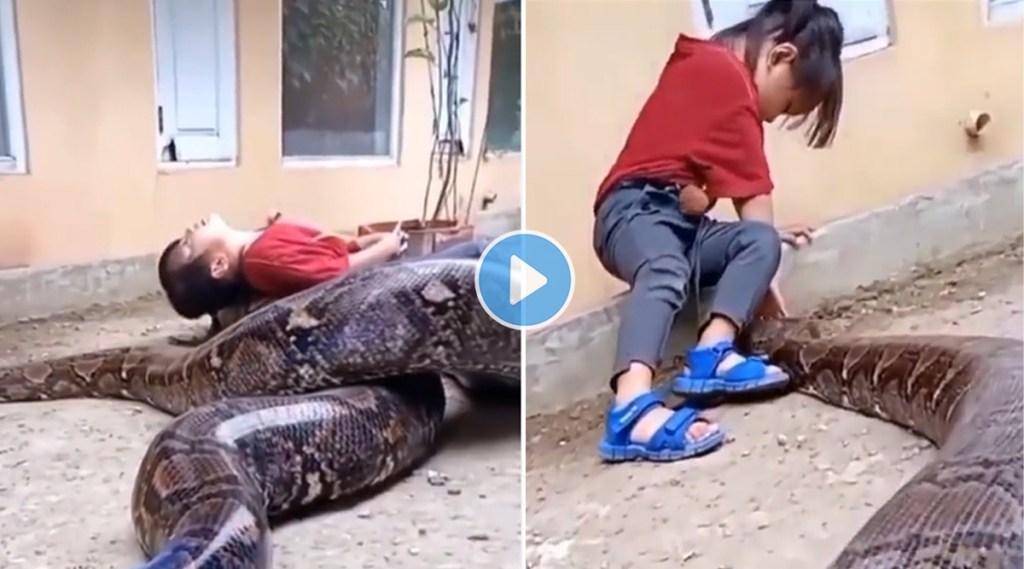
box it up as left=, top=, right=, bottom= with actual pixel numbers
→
left=740, top=319, right=1023, bottom=568
left=0, top=258, right=520, bottom=568
left=0, top=253, right=1020, bottom=567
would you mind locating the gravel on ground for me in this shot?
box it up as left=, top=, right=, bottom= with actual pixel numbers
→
left=525, top=239, right=1023, bottom=569
left=0, top=297, right=522, bottom=569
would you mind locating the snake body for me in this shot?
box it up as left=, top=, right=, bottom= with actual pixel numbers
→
left=0, top=258, right=520, bottom=568
left=741, top=319, right=1023, bottom=568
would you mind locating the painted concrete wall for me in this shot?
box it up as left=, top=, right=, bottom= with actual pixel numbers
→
left=524, top=0, right=1023, bottom=319
left=0, top=0, right=520, bottom=269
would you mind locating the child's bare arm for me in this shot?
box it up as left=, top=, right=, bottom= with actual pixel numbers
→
left=352, top=232, right=387, bottom=250
left=348, top=231, right=404, bottom=271
left=731, top=193, right=775, bottom=225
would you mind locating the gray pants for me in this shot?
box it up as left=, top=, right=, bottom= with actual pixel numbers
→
left=593, top=183, right=781, bottom=387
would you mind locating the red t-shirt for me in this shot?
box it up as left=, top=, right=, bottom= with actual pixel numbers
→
left=241, top=221, right=361, bottom=298
left=595, top=34, right=773, bottom=211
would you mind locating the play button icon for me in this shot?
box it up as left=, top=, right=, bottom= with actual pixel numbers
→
left=510, top=255, right=547, bottom=305
left=476, top=230, right=575, bottom=330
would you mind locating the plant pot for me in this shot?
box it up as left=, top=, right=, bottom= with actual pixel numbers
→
left=357, top=218, right=474, bottom=258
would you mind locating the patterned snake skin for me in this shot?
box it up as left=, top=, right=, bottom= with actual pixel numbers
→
left=740, top=319, right=1023, bottom=568
left=0, top=258, right=520, bottom=569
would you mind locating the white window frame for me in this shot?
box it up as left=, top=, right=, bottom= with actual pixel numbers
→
left=0, top=0, right=27, bottom=175
left=692, top=0, right=892, bottom=61
left=986, top=0, right=1024, bottom=25
left=150, top=0, right=239, bottom=169
left=482, top=0, right=522, bottom=156
left=437, top=0, right=480, bottom=157
left=281, top=0, right=406, bottom=168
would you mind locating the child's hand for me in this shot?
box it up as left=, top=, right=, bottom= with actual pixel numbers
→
left=379, top=229, right=408, bottom=258
left=391, top=223, right=409, bottom=256
left=778, top=223, right=816, bottom=248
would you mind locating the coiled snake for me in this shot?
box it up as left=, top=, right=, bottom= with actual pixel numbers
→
left=0, top=258, right=521, bottom=568
left=739, top=319, right=1023, bottom=568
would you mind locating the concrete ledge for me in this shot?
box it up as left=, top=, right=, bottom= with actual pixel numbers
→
left=0, top=207, right=523, bottom=322
left=0, top=255, right=160, bottom=322
left=526, top=161, right=1024, bottom=415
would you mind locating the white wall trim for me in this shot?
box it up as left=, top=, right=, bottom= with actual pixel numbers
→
left=690, top=0, right=893, bottom=61
left=280, top=156, right=398, bottom=169
left=157, top=160, right=238, bottom=173
left=0, top=0, right=27, bottom=175
left=985, top=0, right=1024, bottom=25
left=437, top=0, right=480, bottom=156
left=388, top=0, right=405, bottom=164
left=840, top=33, right=891, bottom=60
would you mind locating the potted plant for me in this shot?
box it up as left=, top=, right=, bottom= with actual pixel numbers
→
left=355, top=0, right=487, bottom=258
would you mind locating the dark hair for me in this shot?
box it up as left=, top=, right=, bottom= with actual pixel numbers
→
left=712, top=0, right=845, bottom=148
left=157, top=238, right=247, bottom=320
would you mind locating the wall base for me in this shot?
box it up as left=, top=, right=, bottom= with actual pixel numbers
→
left=526, top=161, right=1024, bottom=415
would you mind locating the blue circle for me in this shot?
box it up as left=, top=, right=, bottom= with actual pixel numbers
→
left=476, top=231, right=575, bottom=330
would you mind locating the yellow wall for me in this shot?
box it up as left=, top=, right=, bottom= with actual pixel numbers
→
left=525, top=0, right=1023, bottom=318
left=0, top=0, right=520, bottom=269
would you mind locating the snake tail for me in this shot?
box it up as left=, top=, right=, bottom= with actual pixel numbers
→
left=0, top=345, right=186, bottom=404
left=133, top=375, right=446, bottom=569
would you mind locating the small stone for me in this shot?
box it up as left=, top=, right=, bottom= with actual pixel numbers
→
left=426, top=470, right=448, bottom=486
left=748, top=510, right=770, bottom=530
left=776, top=434, right=789, bottom=447
left=840, top=460, right=867, bottom=483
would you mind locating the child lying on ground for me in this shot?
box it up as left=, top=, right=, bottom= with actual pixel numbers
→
left=157, top=212, right=489, bottom=330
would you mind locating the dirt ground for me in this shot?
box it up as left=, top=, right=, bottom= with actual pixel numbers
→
left=0, top=298, right=521, bottom=568
left=525, top=239, right=1023, bottom=569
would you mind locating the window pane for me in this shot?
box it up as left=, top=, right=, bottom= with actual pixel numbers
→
left=0, top=14, right=10, bottom=158
left=484, top=0, right=521, bottom=153
left=281, top=0, right=396, bottom=158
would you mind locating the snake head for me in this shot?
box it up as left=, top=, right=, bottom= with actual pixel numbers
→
left=739, top=317, right=824, bottom=356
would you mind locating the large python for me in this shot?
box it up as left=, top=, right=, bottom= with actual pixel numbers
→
left=0, top=258, right=520, bottom=569
left=737, top=319, right=1023, bottom=568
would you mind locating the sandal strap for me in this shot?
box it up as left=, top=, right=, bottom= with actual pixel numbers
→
left=692, top=341, right=738, bottom=368
left=648, top=405, right=706, bottom=451
left=607, top=392, right=664, bottom=437
left=693, top=342, right=770, bottom=368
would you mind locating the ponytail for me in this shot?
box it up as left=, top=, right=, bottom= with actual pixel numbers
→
left=713, top=0, right=845, bottom=148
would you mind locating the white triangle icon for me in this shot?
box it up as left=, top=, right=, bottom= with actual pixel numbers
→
left=510, top=255, right=548, bottom=306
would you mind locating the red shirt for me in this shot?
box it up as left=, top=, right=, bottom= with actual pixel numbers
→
left=241, top=221, right=361, bottom=298
left=595, top=35, right=772, bottom=211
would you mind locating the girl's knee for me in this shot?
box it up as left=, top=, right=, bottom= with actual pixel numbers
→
left=736, top=221, right=782, bottom=264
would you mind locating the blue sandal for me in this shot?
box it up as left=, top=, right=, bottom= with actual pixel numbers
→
left=598, top=392, right=726, bottom=462
left=672, top=341, right=789, bottom=396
